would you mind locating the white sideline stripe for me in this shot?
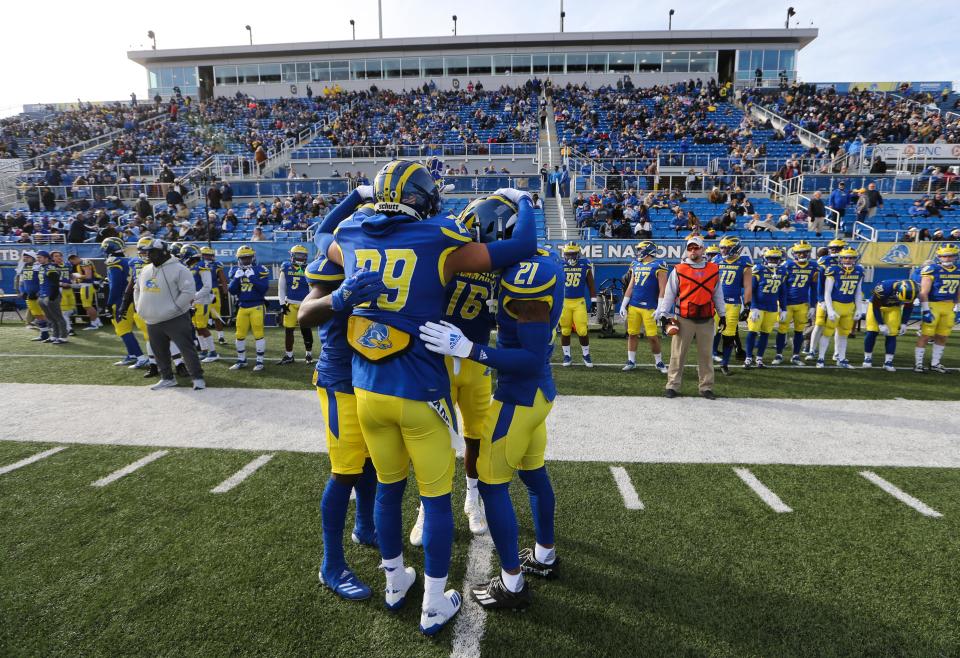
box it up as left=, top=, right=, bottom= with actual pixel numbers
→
left=610, top=466, right=644, bottom=509
left=210, top=454, right=274, bottom=493
left=91, top=450, right=169, bottom=487
left=449, top=533, right=495, bottom=658
left=859, top=471, right=943, bottom=518
left=733, top=468, right=793, bottom=513
left=0, top=353, right=122, bottom=359
left=0, top=446, right=67, bottom=475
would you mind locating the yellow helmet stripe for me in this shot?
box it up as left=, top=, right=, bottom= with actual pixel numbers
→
left=393, top=162, right=424, bottom=203
left=380, top=161, right=403, bottom=202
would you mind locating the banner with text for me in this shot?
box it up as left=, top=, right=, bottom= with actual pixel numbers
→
left=869, top=143, right=960, bottom=164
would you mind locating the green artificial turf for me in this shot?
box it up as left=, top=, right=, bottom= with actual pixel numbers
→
left=1, top=442, right=957, bottom=657
left=2, top=324, right=958, bottom=399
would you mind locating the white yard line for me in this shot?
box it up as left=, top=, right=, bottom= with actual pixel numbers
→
left=210, top=454, right=274, bottom=494
left=859, top=471, right=943, bottom=518
left=733, top=468, right=793, bottom=513
left=2, top=383, right=960, bottom=467
left=0, top=446, right=67, bottom=476
left=449, top=533, right=495, bottom=658
left=0, top=353, right=121, bottom=359
left=91, top=450, right=169, bottom=488
left=609, top=466, right=645, bottom=510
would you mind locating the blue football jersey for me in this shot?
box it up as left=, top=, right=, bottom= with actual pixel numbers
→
left=105, top=256, right=133, bottom=307
left=228, top=264, right=270, bottom=307
left=921, top=263, right=960, bottom=302
left=751, top=264, right=787, bottom=312
left=816, top=255, right=839, bottom=302
left=444, top=271, right=497, bottom=346
left=825, top=264, right=864, bottom=304
left=562, top=258, right=592, bottom=300
left=872, top=279, right=907, bottom=307
left=191, top=261, right=210, bottom=294
left=280, top=260, right=310, bottom=303
left=333, top=211, right=474, bottom=401
left=782, top=260, right=817, bottom=306
left=627, top=258, right=667, bottom=309
left=715, top=254, right=752, bottom=304
left=495, top=250, right=564, bottom=406
left=36, top=263, right=57, bottom=297
left=306, top=249, right=351, bottom=393
left=19, top=265, right=39, bottom=295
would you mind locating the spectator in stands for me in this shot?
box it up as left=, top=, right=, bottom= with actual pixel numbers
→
left=40, top=185, right=56, bottom=211
left=613, top=215, right=632, bottom=239
left=135, top=193, right=153, bottom=220
left=745, top=213, right=776, bottom=233
left=25, top=183, right=40, bottom=212
left=829, top=182, right=851, bottom=233
left=251, top=226, right=266, bottom=241
left=671, top=210, right=688, bottom=235
left=865, top=182, right=883, bottom=218
left=206, top=184, right=222, bottom=210
left=254, top=145, right=268, bottom=173
left=776, top=210, right=793, bottom=231
left=221, top=182, right=233, bottom=210
left=808, top=191, right=827, bottom=237
left=869, top=158, right=888, bottom=174
left=634, top=215, right=652, bottom=239
left=222, top=210, right=238, bottom=233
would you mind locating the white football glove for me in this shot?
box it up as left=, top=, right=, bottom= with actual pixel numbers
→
left=898, top=324, right=907, bottom=336
left=355, top=184, right=374, bottom=201
left=245, top=268, right=255, bottom=277
left=653, top=309, right=665, bottom=322
left=807, top=306, right=815, bottom=321
left=493, top=187, right=532, bottom=205
left=826, top=308, right=838, bottom=322
left=853, top=307, right=866, bottom=321
left=233, top=268, right=245, bottom=279
left=749, top=308, right=761, bottom=323
left=878, top=323, right=889, bottom=336
left=619, top=302, right=628, bottom=320
left=419, top=320, right=474, bottom=358
left=779, top=310, right=787, bottom=323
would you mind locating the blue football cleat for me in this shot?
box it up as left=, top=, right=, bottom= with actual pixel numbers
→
left=561, top=355, right=572, bottom=367
left=582, top=354, right=593, bottom=368
left=838, top=359, right=852, bottom=369
left=351, top=527, right=378, bottom=548
left=419, top=590, right=462, bottom=636
left=319, top=567, right=372, bottom=601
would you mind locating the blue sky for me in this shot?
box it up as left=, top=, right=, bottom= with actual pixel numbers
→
left=2, top=0, right=957, bottom=111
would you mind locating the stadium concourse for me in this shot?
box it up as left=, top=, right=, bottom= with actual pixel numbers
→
left=2, top=74, right=960, bottom=656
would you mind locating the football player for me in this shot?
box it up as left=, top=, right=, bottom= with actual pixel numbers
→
left=276, top=244, right=315, bottom=365
left=558, top=242, right=596, bottom=367
left=228, top=245, right=270, bottom=372
left=50, top=251, right=76, bottom=336
left=201, top=246, right=229, bottom=345
left=34, top=251, right=68, bottom=343
left=806, top=238, right=847, bottom=362
left=774, top=241, right=818, bottom=365
left=18, top=251, right=49, bottom=342
left=419, top=239, right=563, bottom=612
left=744, top=247, right=787, bottom=369
left=818, top=247, right=865, bottom=368
left=67, top=253, right=103, bottom=330
left=863, top=279, right=918, bottom=371
left=619, top=240, right=668, bottom=373
left=713, top=236, right=753, bottom=375
left=915, top=244, right=960, bottom=373
left=101, top=237, right=148, bottom=368
left=180, top=245, right=218, bottom=363
left=320, top=160, right=537, bottom=635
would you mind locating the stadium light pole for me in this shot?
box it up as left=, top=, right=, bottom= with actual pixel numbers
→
left=452, top=15, right=457, bottom=36
left=350, top=19, right=355, bottom=40
left=147, top=30, right=156, bottom=50
left=378, top=0, right=383, bottom=38
left=560, top=0, right=565, bottom=32
left=669, top=9, right=675, bottom=31
left=245, top=25, right=252, bottom=45
left=785, top=7, right=796, bottom=29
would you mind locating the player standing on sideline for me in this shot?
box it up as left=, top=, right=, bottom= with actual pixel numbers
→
left=101, top=237, right=148, bottom=368
left=180, top=245, right=218, bottom=362
left=276, top=245, right=315, bottom=365
left=863, top=279, right=918, bottom=371
left=773, top=241, right=818, bottom=366
left=18, top=251, right=49, bottom=342
left=619, top=240, right=668, bottom=373
left=410, top=196, right=505, bottom=546
left=712, top=236, right=752, bottom=376
left=806, top=239, right=847, bottom=361
left=34, top=251, right=68, bottom=344
left=558, top=242, right=595, bottom=367
left=322, top=160, right=537, bottom=635
left=68, top=253, right=103, bottom=330
left=50, top=251, right=76, bottom=336
left=419, top=226, right=562, bottom=611
left=200, top=246, right=229, bottom=346
left=744, top=247, right=787, bottom=369
left=915, top=244, right=960, bottom=373
left=818, top=247, right=865, bottom=369
left=228, top=246, right=270, bottom=372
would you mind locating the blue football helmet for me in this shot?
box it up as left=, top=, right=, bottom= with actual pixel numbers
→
left=373, top=160, right=442, bottom=220
left=459, top=194, right=518, bottom=243
left=635, top=240, right=657, bottom=260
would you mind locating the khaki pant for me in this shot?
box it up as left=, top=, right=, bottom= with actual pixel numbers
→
left=666, top=316, right=715, bottom=393
left=808, top=216, right=825, bottom=234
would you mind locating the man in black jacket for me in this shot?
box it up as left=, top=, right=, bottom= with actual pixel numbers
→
left=135, top=193, right=153, bottom=220
left=808, top=191, right=827, bottom=237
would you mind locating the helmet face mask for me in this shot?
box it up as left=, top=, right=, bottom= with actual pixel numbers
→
left=936, top=245, right=959, bottom=266
left=100, top=237, right=125, bottom=257
left=763, top=247, right=783, bottom=267
left=636, top=241, right=657, bottom=260
left=236, top=245, right=256, bottom=268
left=828, top=238, right=847, bottom=255
left=290, top=245, right=309, bottom=264
left=839, top=247, right=858, bottom=269
left=179, top=244, right=201, bottom=264
left=719, top=236, right=741, bottom=258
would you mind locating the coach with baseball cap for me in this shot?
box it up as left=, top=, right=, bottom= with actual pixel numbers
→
left=133, top=239, right=205, bottom=391
left=656, top=236, right=726, bottom=399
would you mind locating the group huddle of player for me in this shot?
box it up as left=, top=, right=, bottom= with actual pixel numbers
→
left=608, top=235, right=960, bottom=373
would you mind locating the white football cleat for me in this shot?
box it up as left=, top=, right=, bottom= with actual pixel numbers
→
left=409, top=503, right=425, bottom=547
left=149, top=378, right=177, bottom=391
left=464, top=496, right=487, bottom=535
left=419, top=589, right=462, bottom=636
left=883, top=361, right=896, bottom=372
left=383, top=565, right=416, bottom=610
